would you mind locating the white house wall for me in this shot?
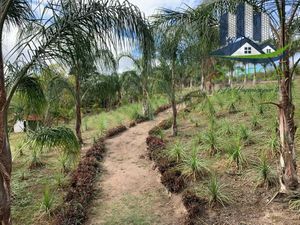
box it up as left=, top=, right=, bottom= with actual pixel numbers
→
left=262, top=46, right=275, bottom=53
left=232, top=43, right=261, bottom=56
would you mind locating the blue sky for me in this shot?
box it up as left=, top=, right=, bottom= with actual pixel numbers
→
left=118, top=0, right=198, bottom=72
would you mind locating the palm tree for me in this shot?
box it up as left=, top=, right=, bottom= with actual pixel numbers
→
left=152, top=24, right=185, bottom=136
left=118, top=55, right=154, bottom=118
left=0, top=0, right=152, bottom=222
left=156, top=0, right=300, bottom=193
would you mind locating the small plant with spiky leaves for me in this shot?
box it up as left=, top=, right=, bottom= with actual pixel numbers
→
left=180, top=147, right=210, bottom=181
left=251, top=115, right=260, bottom=130
left=227, top=141, right=246, bottom=172
left=55, top=173, right=67, bottom=188
left=238, top=125, right=252, bottom=145
left=267, top=134, right=279, bottom=157
left=201, top=129, right=218, bottom=156
left=228, top=101, right=237, bottom=114
left=220, top=119, right=233, bottom=136
left=289, top=197, right=300, bottom=211
left=29, top=149, right=44, bottom=169
left=257, top=104, right=264, bottom=115
left=166, top=142, right=186, bottom=162
left=198, top=175, right=231, bottom=208
left=40, top=186, right=54, bottom=215
left=254, top=155, right=277, bottom=189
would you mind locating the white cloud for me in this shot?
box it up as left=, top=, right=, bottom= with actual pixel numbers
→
left=128, top=0, right=196, bottom=17
left=118, top=0, right=197, bottom=72
left=2, top=25, right=18, bottom=60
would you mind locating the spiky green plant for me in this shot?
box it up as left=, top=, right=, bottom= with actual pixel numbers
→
left=257, top=104, right=264, bottom=115
left=268, top=135, right=279, bottom=157
left=289, top=199, right=300, bottom=211
left=227, top=142, right=246, bottom=171
left=180, top=147, right=210, bottom=181
left=228, top=102, right=237, bottom=114
left=40, top=186, right=54, bottom=215
left=30, top=149, right=43, bottom=168
left=220, top=119, right=233, bottom=136
left=251, top=115, right=260, bottom=129
left=238, top=125, right=251, bottom=144
left=166, top=142, right=186, bottom=162
left=202, top=176, right=231, bottom=207
left=254, top=156, right=277, bottom=188
left=201, top=129, right=218, bottom=156
left=54, top=173, right=66, bottom=188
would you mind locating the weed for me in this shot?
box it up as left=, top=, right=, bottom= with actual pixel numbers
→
left=166, top=142, right=186, bottom=162
left=40, top=186, right=54, bottom=215
left=254, top=156, right=277, bottom=189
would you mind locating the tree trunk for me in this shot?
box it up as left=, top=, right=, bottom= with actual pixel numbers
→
left=171, top=97, right=177, bottom=136
left=75, top=74, right=83, bottom=144
left=278, top=55, right=298, bottom=192
left=278, top=0, right=298, bottom=193
left=200, top=60, right=205, bottom=91
left=171, top=63, right=177, bottom=136
left=228, top=70, right=233, bottom=88
left=0, top=36, right=12, bottom=225
left=253, top=64, right=257, bottom=85
left=142, top=89, right=151, bottom=119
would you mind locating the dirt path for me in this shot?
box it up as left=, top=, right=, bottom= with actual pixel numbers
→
left=87, top=109, right=186, bottom=225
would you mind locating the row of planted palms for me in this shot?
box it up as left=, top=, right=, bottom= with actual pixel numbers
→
left=159, top=85, right=300, bottom=208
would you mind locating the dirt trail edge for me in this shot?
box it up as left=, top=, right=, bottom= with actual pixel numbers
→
left=86, top=108, right=186, bottom=225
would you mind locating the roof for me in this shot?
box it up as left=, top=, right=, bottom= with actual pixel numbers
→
left=260, top=42, right=276, bottom=50
left=211, top=37, right=281, bottom=64
left=211, top=37, right=265, bottom=56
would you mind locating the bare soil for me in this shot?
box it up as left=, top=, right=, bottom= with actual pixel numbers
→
left=86, top=108, right=186, bottom=225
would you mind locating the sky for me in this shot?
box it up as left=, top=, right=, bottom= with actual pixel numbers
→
left=118, top=0, right=197, bottom=72
left=3, top=0, right=197, bottom=72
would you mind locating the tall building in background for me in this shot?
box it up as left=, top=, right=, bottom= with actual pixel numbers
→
left=220, top=3, right=271, bottom=46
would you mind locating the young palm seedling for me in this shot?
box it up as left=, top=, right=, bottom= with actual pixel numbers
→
left=220, top=119, right=233, bottom=136
left=238, top=125, right=252, bottom=145
left=201, top=129, right=218, bottom=156
left=267, top=134, right=279, bottom=158
left=227, top=142, right=246, bottom=172
left=198, top=175, right=231, bottom=208
left=166, top=142, right=186, bottom=162
left=40, top=186, right=54, bottom=216
left=251, top=115, right=260, bottom=130
left=254, top=155, right=277, bottom=189
left=180, top=147, right=210, bottom=182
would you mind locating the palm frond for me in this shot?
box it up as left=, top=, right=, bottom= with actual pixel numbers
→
left=27, top=126, right=80, bottom=163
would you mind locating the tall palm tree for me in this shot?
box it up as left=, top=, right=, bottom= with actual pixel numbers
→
left=118, top=55, right=154, bottom=118
left=155, top=0, right=300, bottom=193
left=152, top=24, right=186, bottom=136
left=0, top=0, right=152, bottom=222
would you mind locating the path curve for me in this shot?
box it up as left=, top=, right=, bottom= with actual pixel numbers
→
left=87, top=108, right=186, bottom=225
